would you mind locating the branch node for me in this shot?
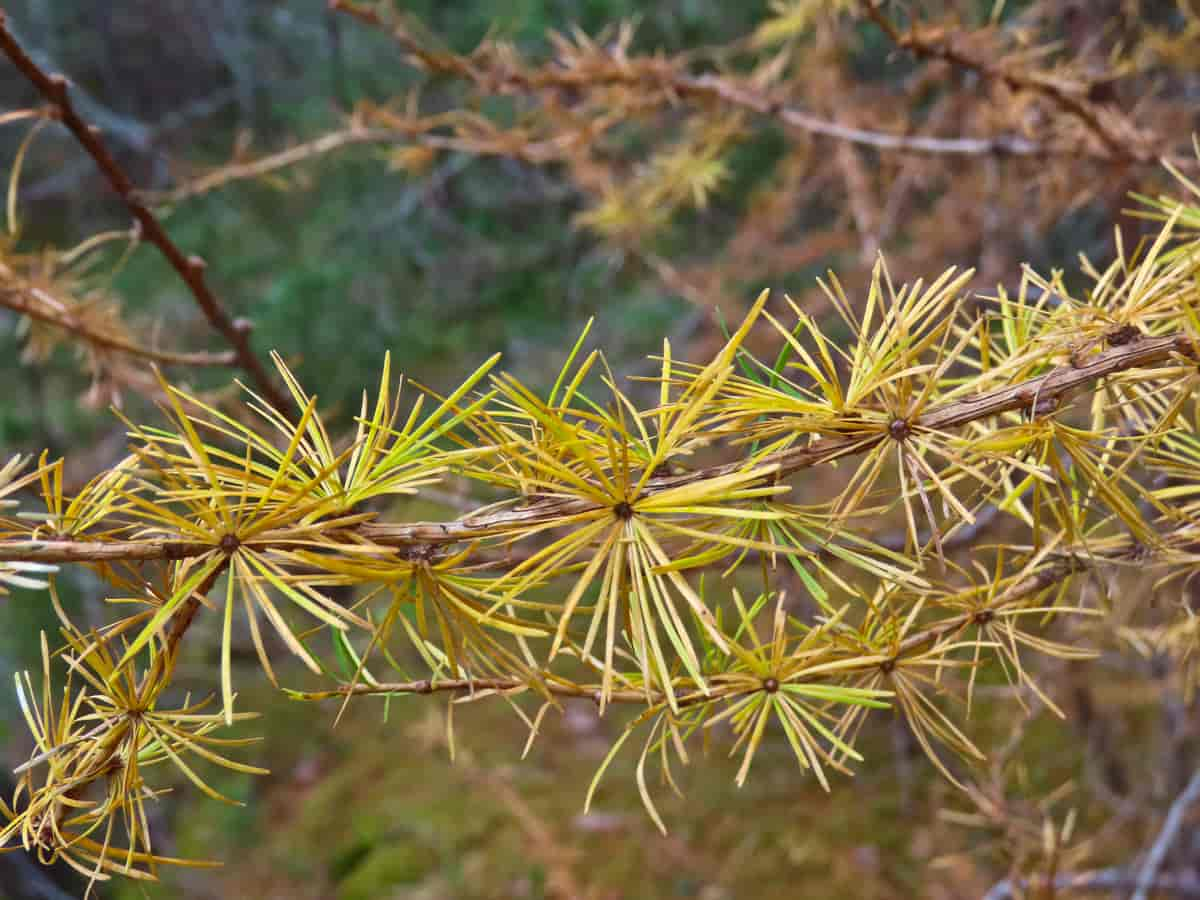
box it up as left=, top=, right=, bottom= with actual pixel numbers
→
left=46, top=73, right=69, bottom=98
left=1172, top=334, right=1197, bottom=357
left=1106, top=323, right=1142, bottom=347
left=1033, top=395, right=1060, bottom=417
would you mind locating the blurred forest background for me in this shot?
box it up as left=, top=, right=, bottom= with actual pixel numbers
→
left=1, top=0, right=1199, bottom=897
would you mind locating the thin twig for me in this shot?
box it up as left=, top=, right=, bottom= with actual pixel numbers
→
left=0, top=284, right=237, bottom=368
left=292, top=559, right=1080, bottom=704
left=290, top=675, right=660, bottom=705
left=154, top=126, right=575, bottom=205
left=673, top=72, right=1041, bottom=158
left=984, top=866, right=1200, bottom=899
left=0, top=11, right=291, bottom=415
left=1132, top=768, right=1200, bottom=900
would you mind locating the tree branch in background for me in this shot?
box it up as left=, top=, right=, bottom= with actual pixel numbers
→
left=1132, top=769, right=1200, bottom=900
left=0, top=10, right=291, bottom=415
left=331, top=0, right=1182, bottom=165
left=0, top=278, right=237, bottom=368
left=861, top=2, right=1167, bottom=167
left=155, top=122, right=581, bottom=205
left=984, top=867, right=1200, bottom=900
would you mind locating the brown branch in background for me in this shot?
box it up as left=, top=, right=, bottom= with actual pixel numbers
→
left=330, top=0, right=1177, bottom=165
left=0, top=11, right=292, bottom=415
left=983, top=867, right=1200, bottom=900
left=0, top=329, right=1193, bottom=565
left=1131, top=768, right=1200, bottom=900
left=156, top=124, right=582, bottom=205
left=0, top=282, right=237, bottom=368
left=861, top=2, right=1164, bottom=166
left=155, top=123, right=720, bottom=314
left=671, top=72, right=1041, bottom=159
left=635, top=250, right=713, bottom=308
left=158, top=130, right=403, bottom=204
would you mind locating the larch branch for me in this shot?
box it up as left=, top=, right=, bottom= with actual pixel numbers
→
left=0, top=330, right=1193, bottom=565
left=291, top=557, right=1083, bottom=704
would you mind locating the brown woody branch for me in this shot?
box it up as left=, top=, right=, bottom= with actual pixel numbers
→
left=164, top=556, right=232, bottom=662
left=862, top=3, right=1160, bottom=166
left=156, top=124, right=581, bottom=205
left=0, top=538, right=213, bottom=564
left=291, top=676, right=664, bottom=706
left=984, top=867, right=1200, bottom=900
left=1132, top=768, right=1200, bottom=900
left=0, top=283, right=237, bottom=368
left=331, top=0, right=1162, bottom=164
left=327, top=330, right=1200, bottom=548
left=0, top=330, right=1193, bottom=565
left=670, top=73, right=1041, bottom=159
left=159, top=129, right=416, bottom=204
left=0, top=11, right=291, bottom=415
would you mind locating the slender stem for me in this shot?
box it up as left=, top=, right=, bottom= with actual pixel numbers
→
left=984, top=867, right=1200, bottom=900
left=156, top=127, right=575, bottom=205
left=293, top=559, right=1079, bottom=703
left=165, top=557, right=230, bottom=661
left=0, top=539, right=212, bottom=564
left=1132, top=768, right=1200, bottom=900
left=291, top=676, right=664, bottom=705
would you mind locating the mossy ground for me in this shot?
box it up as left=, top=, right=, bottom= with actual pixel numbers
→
left=112, top=656, right=1111, bottom=900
